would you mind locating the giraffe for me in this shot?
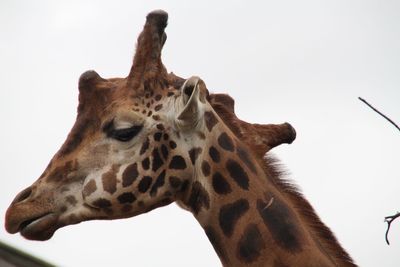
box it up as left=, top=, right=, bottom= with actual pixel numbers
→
left=5, top=10, right=357, bottom=267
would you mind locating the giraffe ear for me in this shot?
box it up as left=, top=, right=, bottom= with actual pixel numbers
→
left=176, top=76, right=207, bottom=129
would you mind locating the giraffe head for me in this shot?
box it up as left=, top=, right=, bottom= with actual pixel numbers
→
left=5, top=10, right=295, bottom=241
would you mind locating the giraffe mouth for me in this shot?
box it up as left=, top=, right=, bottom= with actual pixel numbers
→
left=18, top=213, right=59, bottom=241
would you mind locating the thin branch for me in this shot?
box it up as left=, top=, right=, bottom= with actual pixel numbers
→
left=359, top=97, right=400, bottom=245
left=358, top=97, right=400, bottom=132
left=385, top=212, right=400, bottom=245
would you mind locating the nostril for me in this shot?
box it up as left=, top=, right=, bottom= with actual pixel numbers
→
left=12, top=187, right=32, bottom=204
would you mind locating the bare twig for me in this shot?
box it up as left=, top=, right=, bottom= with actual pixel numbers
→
left=358, top=97, right=400, bottom=245
left=385, top=212, right=400, bottom=245
left=358, top=97, right=400, bottom=132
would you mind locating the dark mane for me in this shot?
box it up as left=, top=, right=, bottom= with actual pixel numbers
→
left=209, top=99, right=357, bottom=267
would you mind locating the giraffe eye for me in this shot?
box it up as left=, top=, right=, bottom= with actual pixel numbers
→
left=109, top=125, right=143, bottom=142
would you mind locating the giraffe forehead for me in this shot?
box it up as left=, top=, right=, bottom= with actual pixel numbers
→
left=78, top=77, right=165, bottom=117
left=131, top=88, right=178, bottom=111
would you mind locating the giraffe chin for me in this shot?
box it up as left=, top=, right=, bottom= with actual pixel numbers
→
left=19, top=213, right=58, bottom=241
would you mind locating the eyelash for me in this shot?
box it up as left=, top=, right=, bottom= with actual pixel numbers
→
left=108, top=125, right=143, bottom=142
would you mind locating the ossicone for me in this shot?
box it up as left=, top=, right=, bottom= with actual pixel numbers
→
left=128, top=10, right=169, bottom=90
left=78, top=70, right=105, bottom=93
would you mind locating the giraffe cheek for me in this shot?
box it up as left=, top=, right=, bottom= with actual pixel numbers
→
left=82, top=176, right=110, bottom=209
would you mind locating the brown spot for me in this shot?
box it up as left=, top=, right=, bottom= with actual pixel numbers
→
left=201, top=160, right=211, bottom=176
left=204, top=111, right=218, bottom=132
left=154, top=132, right=162, bottom=141
left=187, top=181, right=210, bottom=214
left=142, top=158, right=150, bottom=170
left=237, top=146, right=257, bottom=174
left=237, top=224, right=266, bottom=263
left=83, top=179, right=97, bottom=197
left=161, top=144, right=169, bottom=160
left=117, top=192, right=136, bottom=204
left=218, top=132, right=234, bottom=152
left=169, top=155, right=187, bottom=169
left=189, top=147, right=202, bottom=165
left=122, top=163, right=139, bottom=187
left=150, top=170, right=166, bottom=196
left=92, top=198, right=112, bottom=209
left=196, top=131, right=206, bottom=139
left=219, top=199, right=249, bottom=237
left=154, top=104, right=163, bottom=111
left=147, top=110, right=153, bottom=117
left=209, top=146, right=220, bottom=163
left=66, top=195, right=77, bottom=206
left=155, top=94, right=162, bottom=101
left=156, top=123, right=165, bottom=130
left=257, top=193, right=303, bottom=253
left=226, top=160, right=249, bottom=190
left=152, top=115, right=160, bottom=121
left=138, top=176, right=152, bottom=193
left=212, top=172, right=232, bottom=195
left=140, top=137, right=150, bottom=155
left=102, top=164, right=120, bottom=194
left=169, top=176, right=182, bottom=189
left=180, top=180, right=189, bottom=192
left=152, top=148, right=164, bottom=171
left=169, top=140, right=177, bottom=149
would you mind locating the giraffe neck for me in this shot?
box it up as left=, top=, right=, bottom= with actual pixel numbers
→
left=178, top=119, right=345, bottom=267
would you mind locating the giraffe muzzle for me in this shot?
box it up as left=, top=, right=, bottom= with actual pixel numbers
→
left=5, top=204, right=59, bottom=240
left=5, top=186, right=60, bottom=240
left=18, top=213, right=58, bottom=241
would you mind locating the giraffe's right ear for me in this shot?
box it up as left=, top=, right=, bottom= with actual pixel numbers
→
left=175, top=76, right=208, bottom=129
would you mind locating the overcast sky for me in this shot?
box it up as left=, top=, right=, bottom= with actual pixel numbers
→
left=1, top=1, right=400, bottom=266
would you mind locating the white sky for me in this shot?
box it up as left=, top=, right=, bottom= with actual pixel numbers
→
left=1, top=1, right=399, bottom=266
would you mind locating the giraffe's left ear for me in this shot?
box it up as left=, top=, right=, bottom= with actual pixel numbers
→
left=175, top=76, right=208, bottom=129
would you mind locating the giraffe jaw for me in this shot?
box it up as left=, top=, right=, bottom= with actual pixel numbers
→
left=12, top=213, right=58, bottom=241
